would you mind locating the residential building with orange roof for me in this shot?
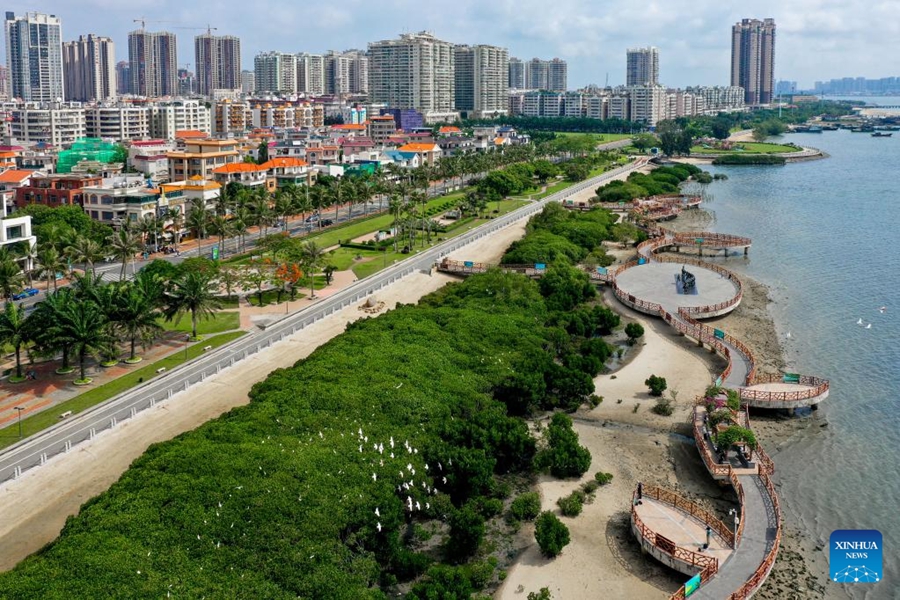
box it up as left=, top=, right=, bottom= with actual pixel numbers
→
left=167, top=139, right=241, bottom=181
left=0, top=169, right=41, bottom=213
left=14, top=173, right=103, bottom=209
left=397, top=142, right=441, bottom=165
left=211, top=162, right=272, bottom=191
left=438, top=126, right=461, bottom=135
left=260, top=156, right=312, bottom=187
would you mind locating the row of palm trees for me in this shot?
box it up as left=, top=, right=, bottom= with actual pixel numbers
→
left=0, top=144, right=551, bottom=302
left=0, top=269, right=221, bottom=383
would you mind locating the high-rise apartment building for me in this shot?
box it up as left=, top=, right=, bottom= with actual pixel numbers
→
left=0, top=65, right=8, bottom=98
left=323, top=50, right=368, bottom=96
left=548, top=58, right=567, bottom=93
left=240, top=70, right=255, bottom=94
left=731, top=18, right=776, bottom=105
left=526, top=57, right=567, bottom=92
left=454, top=44, right=508, bottom=117
left=297, top=53, right=325, bottom=95
left=368, top=32, right=456, bottom=118
left=195, top=33, right=241, bottom=96
left=4, top=12, right=64, bottom=102
left=128, top=29, right=178, bottom=97
left=508, top=57, right=527, bottom=89
left=626, top=46, right=659, bottom=86
left=116, top=61, right=131, bottom=95
left=254, top=51, right=297, bottom=93
left=62, top=34, right=116, bottom=102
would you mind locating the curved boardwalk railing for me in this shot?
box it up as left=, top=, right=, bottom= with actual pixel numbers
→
left=610, top=223, right=803, bottom=599
left=640, top=484, right=736, bottom=548
left=631, top=488, right=721, bottom=574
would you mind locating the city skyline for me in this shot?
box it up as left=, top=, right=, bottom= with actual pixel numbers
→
left=2, top=1, right=898, bottom=90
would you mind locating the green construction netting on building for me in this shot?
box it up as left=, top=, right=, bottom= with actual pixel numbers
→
left=56, top=138, right=121, bottom=173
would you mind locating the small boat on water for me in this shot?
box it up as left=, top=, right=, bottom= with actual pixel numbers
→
left=871, top=132, right=893, bottom=137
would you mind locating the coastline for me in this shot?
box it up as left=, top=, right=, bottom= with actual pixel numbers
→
left=498, top=205, right=828, bottom=598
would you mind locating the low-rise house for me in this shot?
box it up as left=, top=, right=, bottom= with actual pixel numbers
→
left=81, top=176, right=162, bottom=228
left=397, top=142, right=441, bottom=166
left=14, top=173, right=102, bottom=209
left=168, top=138, right=241, bottom=181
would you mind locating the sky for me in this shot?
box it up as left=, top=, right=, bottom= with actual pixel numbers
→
left=4, top=0, right=900, bottom=89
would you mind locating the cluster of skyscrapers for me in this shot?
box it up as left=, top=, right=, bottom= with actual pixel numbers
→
left=3, top=10, right=779, bottom=126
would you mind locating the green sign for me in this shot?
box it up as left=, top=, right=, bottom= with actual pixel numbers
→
left=685, top=573, right=702, bottom=596
left=211, top=247, right=219, bottom=260
left=618, top=201, right=625, bottom=206
left=695, top=238, right=704, bottom=245
left=715, top=376, right=723, bottom=388
left=783, top=373, right=800, bottom=384
left=714, top=329, right=725, bottom=340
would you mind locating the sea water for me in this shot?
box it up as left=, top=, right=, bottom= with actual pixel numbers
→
left=700, top=129, right=900, bottom=599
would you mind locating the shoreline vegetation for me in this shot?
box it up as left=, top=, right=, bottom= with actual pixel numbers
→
left=0, top=164, right=828, bottom=598
left=0, top=200, right=630, bottom=598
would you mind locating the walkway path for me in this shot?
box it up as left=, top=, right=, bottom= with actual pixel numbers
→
left=634, top=499, right=733, bottom=564
left=692, top=475, right=779, bottom=600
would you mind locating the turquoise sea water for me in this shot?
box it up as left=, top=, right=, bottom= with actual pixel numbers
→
left=701, top=130, right=900, bottom=598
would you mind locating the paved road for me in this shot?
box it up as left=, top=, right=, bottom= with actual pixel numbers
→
left=0, top=160, right=644, bottom=484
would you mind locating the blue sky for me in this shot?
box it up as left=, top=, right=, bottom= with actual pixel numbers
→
left=6, top=0, right=900, bottom=89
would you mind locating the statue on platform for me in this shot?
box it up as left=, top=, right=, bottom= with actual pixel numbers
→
left=681, top=266, right=696, bottom=292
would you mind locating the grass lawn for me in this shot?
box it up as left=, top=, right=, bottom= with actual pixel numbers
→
left=307, top=193, right=470, bottom=249
left=553, top=132, right=633, bottom=143
left=691, top=142, right=797, bottom=154
left=215, top=296, right=241, bottom=309
left=160, top=310, right=240, bottom=335
left=0, top=331, right=246, bottom=449
left=246, top=286, right=315, bottom=307
left=325, top=247, right=384, bottom=271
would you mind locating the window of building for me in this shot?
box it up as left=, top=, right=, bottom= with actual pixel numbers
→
left=6, top=225, right=23, bottom=240
left=102, top=211, right=114, bottom=221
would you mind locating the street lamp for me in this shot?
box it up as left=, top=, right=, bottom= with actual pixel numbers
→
left=728, top=508, right=740, bottom=546
left=13, top=406, right=24, bottom=439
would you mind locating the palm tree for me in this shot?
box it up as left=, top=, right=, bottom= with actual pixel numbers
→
left=30, top=287, right=76, bottom=373
left=14, top=243, right=38, bottom=286
left=163, top=271, right=223, bottom=340
left=138, top=214, right=163, bottom=253
left=186, top=199, right=209, bottom=256
left=0, top=254, right=25, bottom=299
left=251, top=187, right=274, bottom=237
left=35, top=244, right=66, bottom=292
left=66, top=236, right=104, bottom=277
left=58, top=300, right=110, bottom=382
left=230, top=205, right=252, bottom=254
left=208, top=215, right=232, bottom=257
left=299, top=241, right=325, bottom=299
left=107, top=228, right=141, bottom=281
left=116, top=284, right=163, bottom=362
left=273, top=189, right=293, bottom=232
left=166, top=207, right=185, bottom=252
left=0, top=301, right=30, bottom=380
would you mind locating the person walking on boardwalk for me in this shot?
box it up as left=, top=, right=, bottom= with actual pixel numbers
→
left=706, top=525, right=712, bottom=549
left=636, top=482, right=643, bottom=505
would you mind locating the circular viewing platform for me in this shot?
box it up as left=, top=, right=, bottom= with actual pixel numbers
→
left=613, top=262, right=741, bottom=318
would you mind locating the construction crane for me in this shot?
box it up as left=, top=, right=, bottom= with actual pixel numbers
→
left=132, top=17, right=179, bottom=31
left=173, top=25, right=218, bottom=36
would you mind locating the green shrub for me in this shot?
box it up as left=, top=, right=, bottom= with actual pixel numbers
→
left=594, top=471, right=614, bottom=485
left=509, top=492, right=542, bottom=522
left=651, top=397, right=674, bottom=416
left=581, top=479, right=599, bottom=495
left=625, top=322, right=644, bottom=343
left=448, top=504, right=486, bottom=561
left=535, top=512, right=571, bottom=558
left=535, top=413, right=592, bottom=478
left=645, top=374, right=667, bottom=396
left=556, top=490, right=585, bottom=517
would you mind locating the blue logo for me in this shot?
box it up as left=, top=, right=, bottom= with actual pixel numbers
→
left=830, top=530, right=882, bottom=583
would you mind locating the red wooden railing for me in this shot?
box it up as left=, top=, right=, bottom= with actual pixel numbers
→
left=640, top=484, right=736, bottom=548
left=631, top=488, right=721, bottom=572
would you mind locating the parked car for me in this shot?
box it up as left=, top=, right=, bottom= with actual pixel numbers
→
left=305, top=214, right=320, bottom=223
left=321, top=219, right=334, bottom=227
left=12, top=288, right=39, bottom=300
